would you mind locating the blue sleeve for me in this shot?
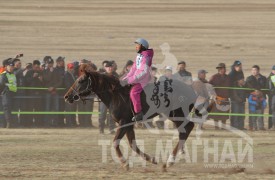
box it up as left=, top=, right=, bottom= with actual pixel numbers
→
left=248, top=95, right=257, bottom=105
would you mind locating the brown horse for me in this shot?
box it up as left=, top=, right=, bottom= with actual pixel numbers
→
left=64, top=66, right=205, bottom=170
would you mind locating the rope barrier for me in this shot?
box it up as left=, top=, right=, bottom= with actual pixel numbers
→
left=0, top=111, right=273, bottom=117
left=213, top=87, right=269, bottom=91
left=208, top=112, right=272, bottom=117
left=17, top=87, right=65, bottom=90
left=0, top=111, right=100, bottom=115
left=5, top=86, right=271, bottom=91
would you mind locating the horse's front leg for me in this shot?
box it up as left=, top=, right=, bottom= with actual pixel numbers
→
left=126, top=127, right=157, bottom=164
left=113, top=125, right=129, bottom=170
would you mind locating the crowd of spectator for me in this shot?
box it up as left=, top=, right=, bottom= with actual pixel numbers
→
left=1, top=55, right=275, bottom=132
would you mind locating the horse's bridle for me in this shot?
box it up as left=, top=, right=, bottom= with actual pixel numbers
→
left=71, top=76, right=93, bottom=103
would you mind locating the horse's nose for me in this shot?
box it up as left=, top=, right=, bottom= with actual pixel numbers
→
left=73, top=95, right=80, bottom=101
left=64, top=95, right=75, bottom=103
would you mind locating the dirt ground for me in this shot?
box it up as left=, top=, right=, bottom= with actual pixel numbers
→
left=0, top=127, right=275, bottom=179
left=1, top=0, right=275, bottom=179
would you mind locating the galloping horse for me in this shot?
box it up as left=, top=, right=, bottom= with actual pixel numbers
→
left=64, top=65, right=205, bottom=170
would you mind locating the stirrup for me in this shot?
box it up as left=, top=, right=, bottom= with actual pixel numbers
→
left=132, top=112, right=143, bottom=122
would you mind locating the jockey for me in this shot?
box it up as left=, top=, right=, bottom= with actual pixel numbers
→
left=123, top=38, right=154, bottom=121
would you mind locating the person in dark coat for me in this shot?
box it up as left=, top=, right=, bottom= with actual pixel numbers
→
left=55, top=56, right=66, bottom=127
left=24, top=60, right=44, bottom=127
left=172, top=61, right=192, bottom=85
left=98, top=60, right=109, bottom=74
left=42, top=56, right=63, bottom=127
left=0, top=59, right=10, bottom=127
left=228, top=60, right=246, bottom=130
left=119, top=60, right=133, bottom=78
left=209, top=63, right=231, bottom=130
left=64, top=63, right=77, bottom=127
left=267, top=65, right=275, bottom=130
left=98, top=61, right=117, bottom=134
left=246, top=65, right=267, bottom=95
left=13, top=58, right=27, bottom=127
left=245, top=65, right=267, bottom=130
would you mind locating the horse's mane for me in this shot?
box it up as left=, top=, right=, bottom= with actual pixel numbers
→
left=96, top=72, right=122, bottom=91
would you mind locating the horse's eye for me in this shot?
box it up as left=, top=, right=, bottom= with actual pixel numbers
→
left=78, top=79, right=84, bottom=84
left=78, top=77, right=86, bottom=84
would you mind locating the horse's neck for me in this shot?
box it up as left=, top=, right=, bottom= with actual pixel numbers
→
left=96, top=92, right=111, bottom=108
left=91, top=73, right=129, bottom=108
left=93, top=75, right=112, bottom=108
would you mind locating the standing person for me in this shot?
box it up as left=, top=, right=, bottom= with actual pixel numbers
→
left=98, top=61, right=117, bottom=134
left=119, top=60, right=133, bottom=78
left=192, top=69, right=214, bottom=130
left=228, top=60, right=246, bottom=130
left=110, top=60, right=118, bottom=74
left=13, top=58, right=26, bottom=127
left=40, top=61, right=46, bottom=71
left=42, top=56, right=62, bottom=127
left=147, top=65, right=158, bottom=129
left=23, top=63, right=32, bottom=76
left=123, top=38, right=154, bottom=121
left=246, top=65, right=267, bottom=94
left=98, top=60, right=109, bottom=73
left=209, top=63, right=231, bottom=130
left=248, top=90, right=267, bottom=131
left=0, top=59, right=10, bottom=127
left=172, top=61, right=192, bottom=85
left=24, top=60, right=44, bottom=127
left=0, top=59, right=17, bottom=128
left=159, top=66, right=173, bottom=81
left=156, top=66, right=174, bottom=129
left=64, top=63, right=77, bottom=127
left=72, top=61, right=80, bottom=78
left=246, top=65, right=267, bottom=130
left=267, top=65, right=275, bottom=130
left=55, top=56, right=66, bottom=127
left=0, top=59, right=9, bottom=74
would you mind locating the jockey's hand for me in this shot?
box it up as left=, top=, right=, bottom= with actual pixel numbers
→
left=120, top=79, right=128, bottom=87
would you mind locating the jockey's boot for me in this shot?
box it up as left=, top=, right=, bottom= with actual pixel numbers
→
left=132, top=112, right=143, bottom=122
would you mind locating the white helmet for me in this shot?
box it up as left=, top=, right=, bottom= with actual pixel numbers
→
left=135, top=38, right=149, bottom=49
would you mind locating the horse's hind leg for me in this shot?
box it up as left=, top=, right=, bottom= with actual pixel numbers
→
left=113, top=125, right=129, bottom=170
left=126, top=128, right=157, bottom=165
left=165, top=120, right=194, bottom=168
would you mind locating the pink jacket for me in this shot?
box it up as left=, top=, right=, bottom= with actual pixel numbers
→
left=125, top=49, right=154, bottom=87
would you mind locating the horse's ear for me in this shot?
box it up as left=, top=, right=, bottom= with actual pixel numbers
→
left=79, top=64, right=87, bottom=74
left=79, top=64, right=90, bottom=75
left=79, top=64, right=98, bottom=77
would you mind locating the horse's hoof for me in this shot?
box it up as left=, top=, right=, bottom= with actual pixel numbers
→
left=162, top=164, right=168, bottom=172
left=166, top=161, right=175, bottom=168
left=166, top=154, right=175, bottom=168
left=151, top=157, right=157, bottom=165
left=178, top=149, right=185, bottom=155
left=122, top=161, right=129, bottom=171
